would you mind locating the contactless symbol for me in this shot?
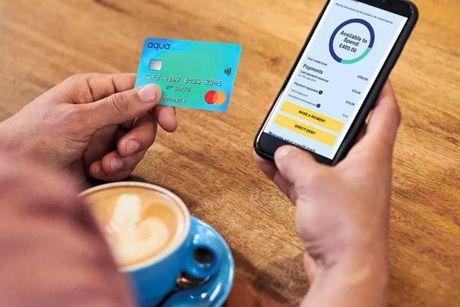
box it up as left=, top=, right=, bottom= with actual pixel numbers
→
left=329, top=18, right=375, bottom=64
left=205, top=90, right=227, bottom=105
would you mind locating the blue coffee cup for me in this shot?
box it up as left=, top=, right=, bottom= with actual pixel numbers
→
left=81, top=182, right=226, bottom=307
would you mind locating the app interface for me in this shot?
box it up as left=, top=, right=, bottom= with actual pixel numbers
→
left=261, top=0, right=407, bottom=159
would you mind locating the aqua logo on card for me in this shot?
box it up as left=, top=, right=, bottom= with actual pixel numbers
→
left=147, top=42, right=171, bottom=50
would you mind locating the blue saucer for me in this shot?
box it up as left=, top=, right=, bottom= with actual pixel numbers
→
left=162, top=217, right=234, bottom=307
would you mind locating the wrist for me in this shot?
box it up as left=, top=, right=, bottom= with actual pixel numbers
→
left=0, top=116, right=28, bottom=153
left=302, top=247, right=388, bottom=307
left=317, top=247, right=388, bottom=285
left=0, top=119, right=11, bottom=150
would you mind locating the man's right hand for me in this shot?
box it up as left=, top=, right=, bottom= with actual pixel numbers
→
left=254, top=82, right=401, bottom=306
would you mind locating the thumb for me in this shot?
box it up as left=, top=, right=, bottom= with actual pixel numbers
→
left=82, top=84, right=161, bottom=128
left=274, top=146, right=322, bottom=186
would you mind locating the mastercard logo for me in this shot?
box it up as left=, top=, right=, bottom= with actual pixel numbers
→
left=205, top=90, right=227, bottom=105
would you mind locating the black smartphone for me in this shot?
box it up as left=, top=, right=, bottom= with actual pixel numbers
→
left=254, top=0, right=418, bottom=165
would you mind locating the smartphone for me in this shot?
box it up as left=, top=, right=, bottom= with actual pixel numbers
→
left=254, top=0, right=418, bottom=165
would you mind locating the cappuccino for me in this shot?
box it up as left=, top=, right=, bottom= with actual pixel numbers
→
left=84, top=185, right=186, bottom=268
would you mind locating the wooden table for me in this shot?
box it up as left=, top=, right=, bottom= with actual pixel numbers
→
left=0, top=0, right=458, bottom=305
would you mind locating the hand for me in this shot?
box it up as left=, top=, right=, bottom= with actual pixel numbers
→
left=255, top=82, right=400, bottom=306
left=0, top=73, right=177, bottom=187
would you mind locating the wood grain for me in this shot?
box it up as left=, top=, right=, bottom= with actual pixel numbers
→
left=0, top=0, right=458, bottom=305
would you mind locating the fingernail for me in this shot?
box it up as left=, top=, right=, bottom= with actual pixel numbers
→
left=126, top=140, right=140, bottom=155
left=91, top=162, right=102, bottom=175
left=111, top=158, right=123, bottom=172
left=275, top=146, right=292, bottom=160
left=138, top=85, right=157, bottom=103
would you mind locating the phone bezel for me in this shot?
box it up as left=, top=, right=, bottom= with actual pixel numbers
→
left=254, top=0, right=418, bottom=165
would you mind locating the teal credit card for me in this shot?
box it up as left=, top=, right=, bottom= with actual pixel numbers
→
left=135, top=38, right=242, bottom=112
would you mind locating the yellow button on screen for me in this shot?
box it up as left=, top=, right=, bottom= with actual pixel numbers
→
left=274, top=114, right=336, bottom=146
left=281, top=101, right=344, bottom=132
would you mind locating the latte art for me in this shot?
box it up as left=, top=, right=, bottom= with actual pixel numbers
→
left=105, top=194, right=170, bottom=266
left=83, top=185, right=185, bottom=268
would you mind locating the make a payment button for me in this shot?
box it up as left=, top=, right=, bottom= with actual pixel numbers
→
left=275, top=114, right=336, bottom=146
left=281, top=101, right=344, bottom=132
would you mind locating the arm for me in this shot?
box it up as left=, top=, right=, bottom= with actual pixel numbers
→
left=0, top=154, right=134, bottom=307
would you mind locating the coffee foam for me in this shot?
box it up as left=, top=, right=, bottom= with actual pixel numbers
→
left=105, top=193, right=170, bottom=267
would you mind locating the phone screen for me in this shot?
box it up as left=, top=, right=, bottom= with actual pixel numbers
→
left=259, top=0, right=408, bottom=159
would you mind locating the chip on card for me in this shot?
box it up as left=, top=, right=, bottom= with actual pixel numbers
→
left=135, top=38, right=242, bottom=112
